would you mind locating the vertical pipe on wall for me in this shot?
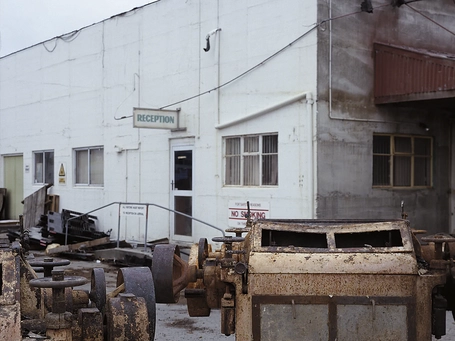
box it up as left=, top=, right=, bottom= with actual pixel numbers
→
left=307, top=93, right=316, bottom=218
left=197, top=0, right=202, bottom=138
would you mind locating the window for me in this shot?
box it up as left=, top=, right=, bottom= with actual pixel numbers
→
left=75, top=147, right=104, bottom=186
left=225, top=134, right=278, bottom=186
left=33, top=150, right=54, bottom=184
left=373, top=134, right=432, bottom=187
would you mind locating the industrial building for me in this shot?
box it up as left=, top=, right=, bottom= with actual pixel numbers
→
left=1, top=0, right=454, bottom=244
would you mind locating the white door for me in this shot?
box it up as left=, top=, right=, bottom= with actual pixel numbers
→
left=4, top=155, right=24, bottom=220
left=170, top=144, right=193, bottom=242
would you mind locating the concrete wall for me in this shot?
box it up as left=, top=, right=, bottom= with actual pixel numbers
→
left=0, top=0, right=318, bottom=243
left=316, top=0, right=455, bottom=233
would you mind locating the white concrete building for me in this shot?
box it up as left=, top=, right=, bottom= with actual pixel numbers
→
left=0, top=0, right=317, bottom=244
left=2, top=0, right=455, bottom=245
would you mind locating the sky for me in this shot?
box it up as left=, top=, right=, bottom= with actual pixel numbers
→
left=0, top=0, right=156, bottom=57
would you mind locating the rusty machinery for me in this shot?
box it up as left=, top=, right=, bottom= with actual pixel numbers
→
left=150, top=218, right=455, bottom=341
left=4, top=214, right=455, bottom=340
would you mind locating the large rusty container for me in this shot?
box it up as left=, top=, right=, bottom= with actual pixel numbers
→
left=161, top=219, right=451, bottom=341
left=228, top=219, right=446, bottom=340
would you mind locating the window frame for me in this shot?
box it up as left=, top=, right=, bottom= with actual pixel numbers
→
left=33, top=150, right=54, bottom=185
left=223, top=133, right=278, bottom=187
left=74, top=146, right=104, bottom=187
left=372, top=134, right=433, bottom=189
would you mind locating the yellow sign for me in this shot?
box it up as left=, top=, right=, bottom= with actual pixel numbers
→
left=59, top=164, right=65, bottom=177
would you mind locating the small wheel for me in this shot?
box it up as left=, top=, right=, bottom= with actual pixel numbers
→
left=29, top=276, right=87, bottom=288
left=117, top=267, right=156, bottom=340
left=89, top=268, right=106, bottom=315
left=212, top=236, right=245, bottom=243
left=198, top=238, right=208, bottom=269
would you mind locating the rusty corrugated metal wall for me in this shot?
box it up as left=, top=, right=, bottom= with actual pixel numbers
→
left=374, top=43, right=455, bottom=104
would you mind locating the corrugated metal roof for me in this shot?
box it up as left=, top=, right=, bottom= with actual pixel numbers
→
left=374, top=43, right=455, bottom=104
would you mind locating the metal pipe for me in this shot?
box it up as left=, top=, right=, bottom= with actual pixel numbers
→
left=215, top=92, right=310, bottom=129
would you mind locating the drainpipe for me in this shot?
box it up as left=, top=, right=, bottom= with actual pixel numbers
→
left=307, top=93, right=317, bottom=218
left=215, top=92, right=310, bottom=130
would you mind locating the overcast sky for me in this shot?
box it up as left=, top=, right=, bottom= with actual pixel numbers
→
left=0, top=0, right=156, bottom=57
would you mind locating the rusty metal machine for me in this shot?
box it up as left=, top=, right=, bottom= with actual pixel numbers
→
left=150, top=218, right=455, bottom=341
left=4, top=210, right=455, bottom=340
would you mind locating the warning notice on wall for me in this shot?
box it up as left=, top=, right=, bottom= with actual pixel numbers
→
left=228, top=200, right=270, bottom=227
left=58, top=163, right=66, bottom=185
left=120, top=204, right=147, bottom=217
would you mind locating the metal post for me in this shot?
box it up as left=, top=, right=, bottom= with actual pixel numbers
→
left=64, top=221, right=68, bottom=246
left=144, top=205, right=149, bottom=252
left=117, top=204, right=121, bottom=248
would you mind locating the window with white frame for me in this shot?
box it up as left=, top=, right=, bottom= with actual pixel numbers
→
left=373, top=134, right=432, bottom=188
left=33, top=150, right=54, bottom=184
left=224, top=134, right=278, bottom=186
left=75, top=147, right=104, bottom=186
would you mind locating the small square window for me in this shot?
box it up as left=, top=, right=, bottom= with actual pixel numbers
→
left=33, top=151, right=54, bottom=184
left=75, top=147, right=104, bottom=186
left=372, top=134, right=432, bottom=188
left=224, top=134, right=278, bottom=187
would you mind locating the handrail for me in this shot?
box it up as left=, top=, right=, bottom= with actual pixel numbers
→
left=64, top=201, right=225, bottom=249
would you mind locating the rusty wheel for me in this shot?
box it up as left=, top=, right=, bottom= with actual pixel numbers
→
left=198, top=238, right=208, bottom=269
left=89, top=268, right=106, bottom=315
left=117, top=267, right=156, bottom=340
left=152, top=244, right=187, bottom=303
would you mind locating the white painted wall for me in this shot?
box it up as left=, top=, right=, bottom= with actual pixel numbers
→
left=0, top=0, right=318, bottom=244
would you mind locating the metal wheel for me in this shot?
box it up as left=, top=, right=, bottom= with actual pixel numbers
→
left=117, top=267, right=156, bottom=340
left=198, top=238, right=208, bottom=269
left=152, top=244, right=186, bottom=303
left=89, top=268, right=107, bottom=315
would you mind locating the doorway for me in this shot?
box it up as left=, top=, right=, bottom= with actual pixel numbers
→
left=451, top=124, right=455, bottom=234
left=171, top=144, right=193, bottom=242
left=4, top=155, right=24, bottom=220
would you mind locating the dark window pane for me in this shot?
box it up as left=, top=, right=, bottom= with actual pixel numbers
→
left=226, top=155, right=241, bottom=185
left=174, top=196, right=192, bottom=236
left=34, top=153, right=44, bottom=183
left=244, top=136, right=259, bottom=153
left=262, top=154, right=278, bottom=185
left=373, top=155, right=390, bottom=186
left=263, top=135, right=278, bottom=153
left=45, top=151, right=54, bottom=184
left=174, top=150, right=192, bottom=190
left=414, top=138, right=431, bottom=156
left=244, top=155, right=259, bottom=186
left=76, top=150, right=88, bottom=184
left=226, top=138, right=240, bottom=155
left=414, top=157, right=431, bottom=186
left=90, top=148, right=104, bottom=185
left=373, top=135, right=390, bottom=154
left=393, top=156, right=411, bottom=186
left=394, top=137, right=411, bottom=153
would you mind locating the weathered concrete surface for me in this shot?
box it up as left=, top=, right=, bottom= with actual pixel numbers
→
left=156, top=301, right=234, bottom=341
left=315, top=0, right=455, bottom=234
